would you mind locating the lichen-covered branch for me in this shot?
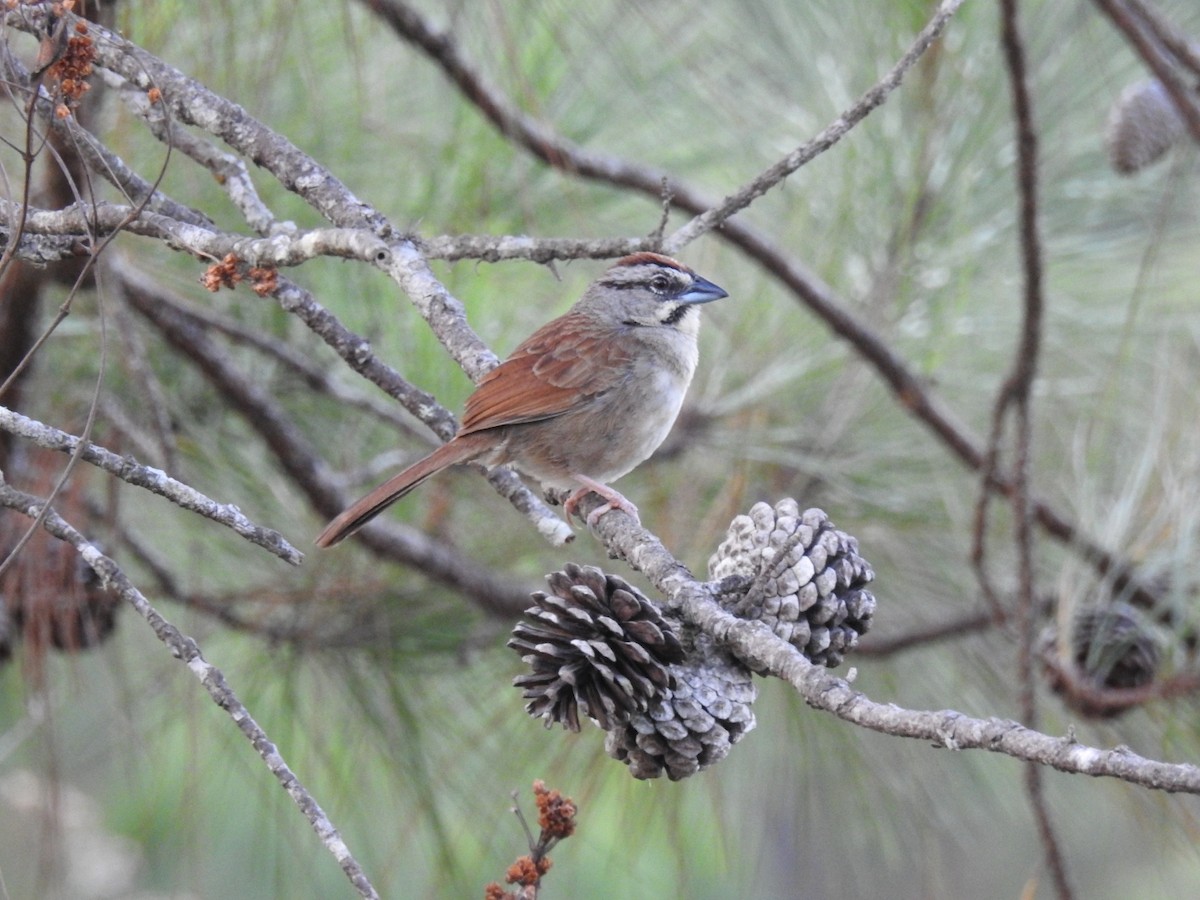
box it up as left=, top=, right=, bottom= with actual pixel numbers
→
left=580, top=497, right=1200, bottom=795
left=0, top=477, right=381, bottom=900
left=0, top=405, right=302, bottom=564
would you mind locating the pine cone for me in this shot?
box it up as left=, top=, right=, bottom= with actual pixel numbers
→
left=509, top=564, right=684, bottom=732
left=1072, top=603, right=1162, bottom=692
left=604, top=631, right=756, bottom=781
left=709, top=499, right=876, bottom=668
left=0, top=524, right=119, bottom=657
left=1106, top=79, right=1187, bottom=175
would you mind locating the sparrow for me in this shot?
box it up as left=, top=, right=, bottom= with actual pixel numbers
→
left=315, top=252, right=727, bottom=547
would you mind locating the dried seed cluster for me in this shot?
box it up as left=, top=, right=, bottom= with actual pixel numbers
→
left=46, top=18, right=95, bottom=115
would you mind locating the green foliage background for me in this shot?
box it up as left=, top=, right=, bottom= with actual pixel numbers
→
left=3, top=0, right=1200, bottom=897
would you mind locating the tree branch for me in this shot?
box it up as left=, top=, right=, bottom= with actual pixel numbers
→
left=0, top=476, right=381, bottom=900
left=664, top=0, right=966, bottom=251
left=1092, top=0, right=1200, bottom=146
left=0, top=405, right=302, bottom=564
left=0, top=199, right=390, bottom=266
left=997, top=0, right=1071, bottom=893
left=109, top=258, right=539, bottom=617
left=581, top=498, right=1200, bottom=795
left=362, top=0, right=1161, bottom=621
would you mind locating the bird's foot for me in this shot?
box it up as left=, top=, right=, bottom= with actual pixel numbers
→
left=563, top=476, right=640, bottom=528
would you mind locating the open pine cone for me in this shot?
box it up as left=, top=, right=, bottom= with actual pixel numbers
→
left=510, top=563, right=758, bottom=780
left=709, top=499, right=876, bottom=669
left=508, top=563, right=684, bottom=732
left=603, top=631, right=756, bottom=781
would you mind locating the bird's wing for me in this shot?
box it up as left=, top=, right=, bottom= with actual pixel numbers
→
left=460, top=313, right=633, bottom=434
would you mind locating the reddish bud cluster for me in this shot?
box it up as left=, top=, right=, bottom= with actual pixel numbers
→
left=248, top=266, right=279, bottom=297
left=202, top=254, right=241, bottom=292
left=505, top=855, right=551, bottom=886
left=47, top=18, right=94, bottom=116
left=533, top=780, right=576, bottom=840
left=201, top=255, right=278, bottom=295
left=483, top=780, right=576, bottom=899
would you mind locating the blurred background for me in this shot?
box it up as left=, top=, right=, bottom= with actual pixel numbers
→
left=2, top=0, right=1200, bottom=896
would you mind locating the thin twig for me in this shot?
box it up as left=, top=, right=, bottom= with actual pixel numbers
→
left=364, top=0, right=1157, bottom=613
left=664, top=0, right=966, bottom=251
left=0, top=477, right=381, bottom=900
left=1043, top=656, right=1200, bottom=716
left=0, top=405, right=303, bottom=564
left=857, top=609, right=993, bottom=657
left=581, top=496, right=1200, bottom=795
left=997, top=0, right=1072, bottom=895
left=133, top=288, right=428, bottom=442
left=1092, top=0, right=1200, bottom=145
left=110, top=295, right=179, bottom=472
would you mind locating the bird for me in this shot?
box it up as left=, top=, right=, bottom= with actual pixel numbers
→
left=315, top=252, right=727, bottom=548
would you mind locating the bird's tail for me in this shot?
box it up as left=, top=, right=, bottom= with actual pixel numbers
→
left=315, top=437, right=482, bottom=547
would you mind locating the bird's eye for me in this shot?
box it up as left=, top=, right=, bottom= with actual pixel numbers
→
left=649, top=273, right=672, bottom=295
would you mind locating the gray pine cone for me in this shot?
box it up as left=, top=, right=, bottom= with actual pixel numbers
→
left=604, top=631, right=757, bottom=781
left=1106, top=79, right=1187, bottom=175
left=509, top=563, right=684, bottom=732
left=708, top=499, right=876, bottom=668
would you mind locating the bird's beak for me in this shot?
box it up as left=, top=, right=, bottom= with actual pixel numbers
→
left=678, top=275, right=728, bottom=304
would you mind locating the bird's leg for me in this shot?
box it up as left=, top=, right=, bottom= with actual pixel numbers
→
left=563, top=475, right=640, bottom=527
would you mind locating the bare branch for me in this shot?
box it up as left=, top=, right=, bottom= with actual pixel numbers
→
left=419, top=232, right=655, bottom=264
left=581, top=498, right=1200, bottom=795
left=1092, top=0, right=1200, bottom=146
left=0, top=405, right=302, bottom=564
left=0, top=476, right=380, bottom=900
left=106, top=73, right=281, bottom=236
left=0, top=227, right=81, bottom=264
left=664, top=0, right=966, bottom=251
left=109, top=259, right=541, bottom=615
left=997, top=0, right=1070, bottom=892
left=1123, top=0, right=1200, bottom=76
left=857, top=609, right=993, bottom=656
left=0, top=199, right=389, bottom=266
